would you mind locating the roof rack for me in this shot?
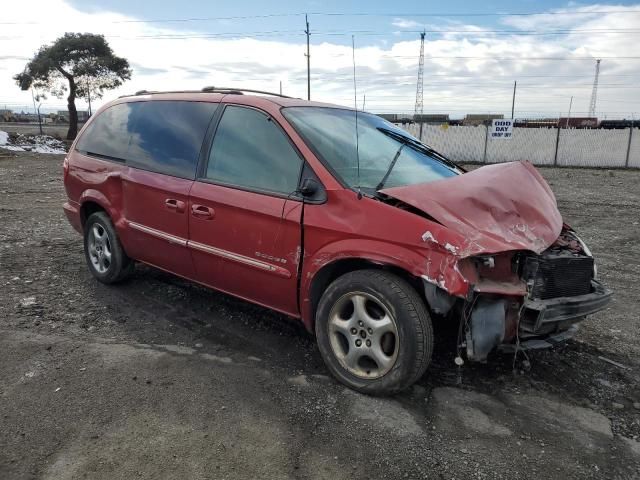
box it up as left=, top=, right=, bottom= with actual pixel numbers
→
left=119, top=87, right=293, bottom=99
left=201, top=86, right=292, bottom=98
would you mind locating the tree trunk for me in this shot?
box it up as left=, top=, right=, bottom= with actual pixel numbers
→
left=66, top=77, right=78, bottom=140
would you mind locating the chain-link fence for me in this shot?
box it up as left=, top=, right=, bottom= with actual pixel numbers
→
left=402, top=124, right=639, bottom=168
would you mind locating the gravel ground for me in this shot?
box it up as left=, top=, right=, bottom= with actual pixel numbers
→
left=1, top=151, right=640, bottom=480
left=0, top=123, right=76, bottom=139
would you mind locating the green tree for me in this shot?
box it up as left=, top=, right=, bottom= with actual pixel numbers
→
left=15, top=33, right=131, bottom=140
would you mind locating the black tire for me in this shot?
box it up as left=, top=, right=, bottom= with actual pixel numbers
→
left=315, top=270, right=433, bottom=395
left=83, top=211, right=134, bottom=284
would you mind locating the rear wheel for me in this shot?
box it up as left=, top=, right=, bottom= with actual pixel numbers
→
left=315, top=270, right=433, bottom=394
left=84, top=212, right=133, bottom=284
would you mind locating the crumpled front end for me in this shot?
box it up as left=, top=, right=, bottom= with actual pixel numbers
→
left=381, top=161, right=612, bottom=362
left=458, top=228, right=612, bottom=362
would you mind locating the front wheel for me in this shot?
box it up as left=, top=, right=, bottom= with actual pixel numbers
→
left=315, top=270, right=433, bottom=395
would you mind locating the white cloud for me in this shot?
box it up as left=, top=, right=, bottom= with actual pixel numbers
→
left=1, top=1, right=640, bottom=118
left=391, top=18, right=423, bottom=29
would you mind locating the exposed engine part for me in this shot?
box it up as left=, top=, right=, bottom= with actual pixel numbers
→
left=519, top=249, right=594, bottom=300
left=480, top=256, right=495, bottom=268
left=465, top=297, right=507, bottom=362
left=423, top=281, right=456, bottom=315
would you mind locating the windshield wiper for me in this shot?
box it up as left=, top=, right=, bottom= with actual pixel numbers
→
left=375, top=141, right=407, bottom=191
left=376, top=127, right=462, bottom=172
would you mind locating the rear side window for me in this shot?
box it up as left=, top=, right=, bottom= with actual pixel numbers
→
left=205, top=106, right=302, bottom=194
left=76, top=103, right=133, bottom=161
left=76, top=101, right=217, bottom=179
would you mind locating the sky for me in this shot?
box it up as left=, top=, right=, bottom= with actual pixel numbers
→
left=1, top=0, right=640, bottom=119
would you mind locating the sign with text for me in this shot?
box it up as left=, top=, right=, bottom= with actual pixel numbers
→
left=490, top=119, right=513, bottom=139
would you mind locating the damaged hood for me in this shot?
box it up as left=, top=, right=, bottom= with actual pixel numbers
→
left=381, top=161, right=563, bottom=255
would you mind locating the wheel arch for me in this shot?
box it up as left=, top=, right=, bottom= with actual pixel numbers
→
left=80, top=200, right=107, bottom=226
left=78, top=190, right=119, bottom=227
left=303, top=256, right=426, bottom=332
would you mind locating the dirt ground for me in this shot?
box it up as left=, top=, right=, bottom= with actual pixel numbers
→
left=0, top=123, right=75, bottom=139
left=1, top=150, right=640, bottom=480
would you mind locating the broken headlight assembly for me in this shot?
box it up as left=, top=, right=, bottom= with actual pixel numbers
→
left=574, top=234, right=597, bottom=279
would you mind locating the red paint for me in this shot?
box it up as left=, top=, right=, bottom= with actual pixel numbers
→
left=63, top=92, right=573, bottom=333
left=188, top=181, right=302, bottom=316
left=381, top=161, right=563, bottom=256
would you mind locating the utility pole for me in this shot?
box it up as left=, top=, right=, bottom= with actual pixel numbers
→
left=414, top=30, right=426, bottom=139
left=304, top=14, right=311, bottom=100
left=588, top=59, right=601, bottom=117
left=362, top=94, right=366, bottom=111
left=566, top=96, right=573, bottom=128
left=511, top=80, right=517, bottom=119
left=279, top=80, right=282, bottom=96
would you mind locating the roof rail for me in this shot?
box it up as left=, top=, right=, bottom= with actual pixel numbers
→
left=119, top=87, right=294, bottom=99
left=201, top=86, right=292, bottom=98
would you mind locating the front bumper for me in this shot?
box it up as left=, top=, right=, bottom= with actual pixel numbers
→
left=466, top=279, right=612, bottom=361
left=499, top=325, right=579, bottom=353
left=520, top=280, right=612, bottom=335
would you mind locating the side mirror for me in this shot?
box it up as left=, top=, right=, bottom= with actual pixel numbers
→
left=299, top=178, right=319, bottom=197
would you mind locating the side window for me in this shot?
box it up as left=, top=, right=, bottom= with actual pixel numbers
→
left=126, top=101, right=217, bottom=179
left=75, top=103, right=135, bottom=160
left=206, top=106, right=302, bottom=194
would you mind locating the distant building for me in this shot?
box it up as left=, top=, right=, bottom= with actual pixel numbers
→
left=463, top=114, right=504, bottom=126
left=515, top=118, right=558, bottom=128
left=414, top=114, right=450, bottom=124
left=56, top=110, right=89, bottom=123
left=15, top=112, right=41, bottom=123
left=558, top=117, right=598, bottom=128
left=376, top=113, right=414, bottom=124
left=0, top=109, right=15, bottom=122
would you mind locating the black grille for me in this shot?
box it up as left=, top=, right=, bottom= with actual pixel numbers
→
left=522, top=251, right=594, bottom=300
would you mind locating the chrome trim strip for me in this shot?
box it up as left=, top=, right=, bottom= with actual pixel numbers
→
left=127, top=221, right=188, bottom=247
left=127, top=221, right=291, bottom=278
left=189, top=240, right=291, bottom=279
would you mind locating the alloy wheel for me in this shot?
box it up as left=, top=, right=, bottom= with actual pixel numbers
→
left=327, top=292, right=399, bottom=379
left=87, top=223, right=112, bottom=274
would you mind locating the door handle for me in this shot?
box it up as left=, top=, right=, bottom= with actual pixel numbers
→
left=165, top=199, right=185, bottom=213
left=191, top=204, right=214, bottom=219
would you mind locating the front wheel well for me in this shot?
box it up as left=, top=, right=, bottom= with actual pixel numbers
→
left=80, top=201, right=106, bottom=226
left=308, top=258, right=425, bottom=327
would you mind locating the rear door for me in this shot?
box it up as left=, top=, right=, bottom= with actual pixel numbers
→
left=120, top=100, right=218, bottom=278
left=188, top=104, right=304, bottom=316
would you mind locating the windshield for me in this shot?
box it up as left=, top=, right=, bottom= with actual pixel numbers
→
left=282, top=107, right=461, bottom=191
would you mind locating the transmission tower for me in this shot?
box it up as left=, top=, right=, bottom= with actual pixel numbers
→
left=414, top=31, right=425, bottom=137
left=588, top=59, right=601, bottom=117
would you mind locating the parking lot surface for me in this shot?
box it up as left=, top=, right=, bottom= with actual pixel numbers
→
left=1, top=151, right=640, bottom=479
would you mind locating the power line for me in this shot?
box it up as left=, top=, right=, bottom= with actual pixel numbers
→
left=315, top=28, right=640, bottom=37
left=309, top=10, right=640, bottom=18
left=2, top=9, right=639, bottom=25
left=5, top=28, right=640, bottom=40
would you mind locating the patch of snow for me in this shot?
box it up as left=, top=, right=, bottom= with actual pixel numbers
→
left=0, top=131, right=66, bottom=154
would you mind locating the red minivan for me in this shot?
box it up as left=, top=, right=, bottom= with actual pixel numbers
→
left=63, top=87, right=611, bottom=394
